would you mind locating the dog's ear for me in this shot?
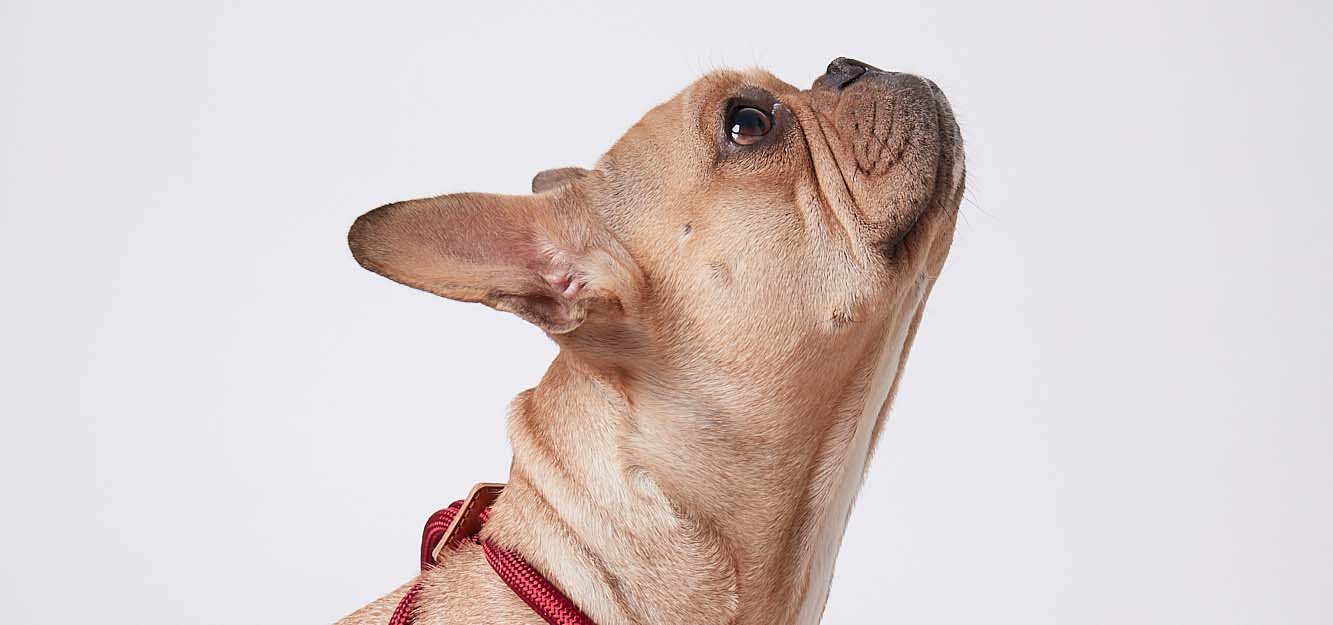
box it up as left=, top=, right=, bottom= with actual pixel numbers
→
left=348, top=188, right=634, bottom=334
left=531, top=167, right=589, bottom=193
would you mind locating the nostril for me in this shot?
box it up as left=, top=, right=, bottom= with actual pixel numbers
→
left=825, top=57, right=870, bottom=89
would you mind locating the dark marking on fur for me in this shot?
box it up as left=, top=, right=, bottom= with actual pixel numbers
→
left=707, top=261, right=732, bottom=286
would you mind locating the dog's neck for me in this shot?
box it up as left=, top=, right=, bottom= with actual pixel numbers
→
left=484, top=292, right=925, bottom=625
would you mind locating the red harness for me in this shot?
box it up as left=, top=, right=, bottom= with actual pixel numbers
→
left=389, top=483, right=594, bottom=625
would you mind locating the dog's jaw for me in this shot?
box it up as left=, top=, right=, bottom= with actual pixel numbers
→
left=794, top=277, right=928, bottom=625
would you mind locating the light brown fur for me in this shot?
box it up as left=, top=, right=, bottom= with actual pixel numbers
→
left=342, top=60, right=965, bottom=625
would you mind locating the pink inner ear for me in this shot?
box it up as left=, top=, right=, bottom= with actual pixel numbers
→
left=542, top=270, right=585, bottom=299
left=351, top=189, right=618, bottom=333
left=563, top=279, right=585, bottom=298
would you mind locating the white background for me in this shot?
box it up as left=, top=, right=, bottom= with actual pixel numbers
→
left=2, top=1, right=1330, bottom=623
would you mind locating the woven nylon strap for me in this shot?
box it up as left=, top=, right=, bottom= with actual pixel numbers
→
left=388, top=498, right=594, bottom=625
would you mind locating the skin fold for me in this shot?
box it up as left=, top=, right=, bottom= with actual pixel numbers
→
left=342, top=60, right=965, bottom=625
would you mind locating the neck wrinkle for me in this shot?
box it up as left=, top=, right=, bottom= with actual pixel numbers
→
left=487, top=352, right=739, bottom=625
left=487, top=299, right=920, bottom=625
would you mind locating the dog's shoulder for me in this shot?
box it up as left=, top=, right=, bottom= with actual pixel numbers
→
left=417, top=543, right=544, bottom=625
left=336, top=543, right=544, bottom=625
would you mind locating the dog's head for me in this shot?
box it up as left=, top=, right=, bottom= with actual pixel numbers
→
left=350, top=58, right=963, bottom=387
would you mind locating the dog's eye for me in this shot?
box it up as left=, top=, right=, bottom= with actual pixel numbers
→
left=728, top=106, right=773, bottom=145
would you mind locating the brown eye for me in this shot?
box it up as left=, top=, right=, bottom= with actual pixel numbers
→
left=728, top=106, right=773, bottom=145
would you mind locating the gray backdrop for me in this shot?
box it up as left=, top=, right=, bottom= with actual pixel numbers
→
left=2, top=1, right=1329, bottom=623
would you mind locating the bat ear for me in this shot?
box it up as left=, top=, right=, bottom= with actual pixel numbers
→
left=348, top=185, right=633, bottom=334
left=531, top=167, right=590, bottom=193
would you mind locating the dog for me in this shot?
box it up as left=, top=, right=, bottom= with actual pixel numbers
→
left=341, top=57, right=965, bottom=625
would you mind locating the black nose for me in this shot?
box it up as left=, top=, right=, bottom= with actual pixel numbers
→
left=824, top=57, right=879, bottom=89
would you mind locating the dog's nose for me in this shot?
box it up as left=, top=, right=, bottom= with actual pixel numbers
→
left=823, top=57, right=881, bottom=90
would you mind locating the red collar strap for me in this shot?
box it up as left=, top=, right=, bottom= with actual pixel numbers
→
left=388, top=483, right=595, bottom=625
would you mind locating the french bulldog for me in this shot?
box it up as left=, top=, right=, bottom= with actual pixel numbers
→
left=341, top=57, right=965, bottom=625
